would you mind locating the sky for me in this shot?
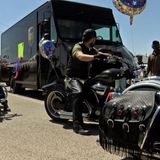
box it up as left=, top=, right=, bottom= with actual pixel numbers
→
left=0, top=0, right=159, bottom=56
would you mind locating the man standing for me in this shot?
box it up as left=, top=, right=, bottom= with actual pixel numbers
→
left=147, top=40, right=160, bottom=76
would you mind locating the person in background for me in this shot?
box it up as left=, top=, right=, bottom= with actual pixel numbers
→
left=65, top=28, right=112, bottom=135
left=40, top=19, right=50, bottom=37
left=0, top=86, right=10, bottom=113
left=147, top=40, right=160, bottom=76
left=0, top=58, right=11, bottom=113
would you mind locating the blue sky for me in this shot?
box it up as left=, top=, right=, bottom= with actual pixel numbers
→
left=0, top=0, right=159, bottom=56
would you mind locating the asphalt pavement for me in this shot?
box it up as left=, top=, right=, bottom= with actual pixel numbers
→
left=0, top=91, right=125, bottom=160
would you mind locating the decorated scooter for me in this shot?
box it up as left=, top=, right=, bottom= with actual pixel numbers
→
left=99, top=76, right=160, bottom=159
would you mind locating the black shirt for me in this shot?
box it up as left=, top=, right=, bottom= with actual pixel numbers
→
left=66, top=42, right=98, bottom=79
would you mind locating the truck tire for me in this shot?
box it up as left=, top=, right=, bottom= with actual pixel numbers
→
left=10, top=77, right=17, bottom=93
left=10, top=77, right=25, bottom=93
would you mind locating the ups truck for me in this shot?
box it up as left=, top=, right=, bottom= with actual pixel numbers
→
left=1, top=0, right=136, bottom=93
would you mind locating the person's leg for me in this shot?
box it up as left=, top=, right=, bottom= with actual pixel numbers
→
left=66, top=78, right=89, bottom=134
left=72, top=93, right=89, bottom=134
left=72, top=93, right=83, bottom=130
left=2, top=100, right=11, bottom=113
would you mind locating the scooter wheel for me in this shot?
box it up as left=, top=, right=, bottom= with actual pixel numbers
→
left=44, top=87, right=67, bottom=121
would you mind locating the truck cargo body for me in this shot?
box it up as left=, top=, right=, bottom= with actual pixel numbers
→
left=1, top=0, right=136, bottom=93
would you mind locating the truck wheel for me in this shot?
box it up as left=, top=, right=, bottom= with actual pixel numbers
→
left=10, top=77, right=17, bottom=93
left=10, top=77, right=25, bottom=93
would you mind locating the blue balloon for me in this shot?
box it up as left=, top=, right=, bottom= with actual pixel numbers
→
left=121, top=0, right=146, bottom=8
left=44, top=41, right=55, bottom=57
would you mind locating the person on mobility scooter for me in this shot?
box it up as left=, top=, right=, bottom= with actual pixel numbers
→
left=0, top=85, right=10, bottom=113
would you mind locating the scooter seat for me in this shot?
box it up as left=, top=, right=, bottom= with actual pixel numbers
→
left=95, top=68, right=122, bottom=83
left=101, top=68, right=121, bottom=77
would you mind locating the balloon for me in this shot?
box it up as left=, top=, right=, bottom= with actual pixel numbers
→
left=113, top=0, right=147, bottom=25
left=44, top=40, right=55, bottom=59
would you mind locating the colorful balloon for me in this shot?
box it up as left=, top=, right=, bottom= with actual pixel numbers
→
left=113, top=0, right=147, bottom=25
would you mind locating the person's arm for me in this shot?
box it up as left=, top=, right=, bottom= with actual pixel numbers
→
left=75, top=50, right=94, bottom=62
left=98, top=51, right=112, bottom=57
left=147, top=55, right=151, bottom=75
left=72, top=44, right=94, bottom=62
left=74, top=50, right=113, bottom=62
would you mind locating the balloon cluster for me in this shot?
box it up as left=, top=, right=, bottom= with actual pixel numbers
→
left=113, top=0, right=147, bottom=25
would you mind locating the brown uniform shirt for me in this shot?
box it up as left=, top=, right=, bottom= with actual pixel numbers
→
left=147, top=52, right=160, bottom=76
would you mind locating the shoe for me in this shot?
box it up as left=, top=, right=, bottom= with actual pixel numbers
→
left=74, top=128, right=90, bottom=135
left=73, top=125, right=90, bottom=135
left=4, top=108, right=11, bottom=113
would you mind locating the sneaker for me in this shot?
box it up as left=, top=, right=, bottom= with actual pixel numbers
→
left=4, top=108, right=11, bottom=113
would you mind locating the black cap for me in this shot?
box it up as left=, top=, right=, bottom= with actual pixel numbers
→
left=82, top=29, right=96, bottom=42
left=43, top=33, right=50, bottom=39
left=152, top=40, right=159, bottom=46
